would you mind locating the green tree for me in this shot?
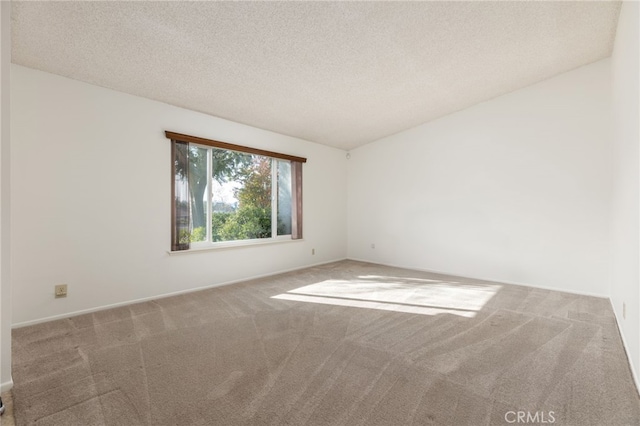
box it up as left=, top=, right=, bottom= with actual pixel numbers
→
left=186, top=148, right=252, bottom=234
left=219, top=205, right=271, bottom=240
left=187, top=147, right=208, bottom=238
left=178, top=149, right=281, bottom=243
left=237, top=156, right=271, bottom=210
left=218, top=156, right=272, bottom=240
left=211, top=212, right=232, bottom=242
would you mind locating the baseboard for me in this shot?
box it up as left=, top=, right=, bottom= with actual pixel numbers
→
left=347, top=257, right=638, bottom=393
left=10, top=256, right=638, bottom=396
left=0, top=378, right=12, bottom=393
left=609, top=298, right=640, bottom=396
left=346, top=258, right=610, bottom=299
left=12, top=257, right=348, bottom=328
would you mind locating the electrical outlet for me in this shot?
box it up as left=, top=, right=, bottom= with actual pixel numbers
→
left=55, top=284, right=67, bottom=298
left=623, top=302, right=626, bottom=320
left=371, top=243, right=375, bottom=249
left=311, top=248, right=315, bottom=255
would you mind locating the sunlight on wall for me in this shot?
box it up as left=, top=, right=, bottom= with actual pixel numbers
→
left=272, top=275, right=501, bottom=318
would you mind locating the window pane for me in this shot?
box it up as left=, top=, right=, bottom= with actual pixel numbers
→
left=172, top=141, right=190, bottom=250
left=188, top=146, right=208, bottom=242
left=211, top=150, right=272, bottom=241
left=277, top=160, right=292, bottom=235
left=170, top=133, right=304, bottom=250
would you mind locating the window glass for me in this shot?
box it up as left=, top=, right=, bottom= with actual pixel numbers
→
left=277, top=160, right=292, bottom=236
left=212, top=152, right=272, bottom=242
left=169, top=132, right=303, bottom=250
left=188, top=146, right=209, bottom=242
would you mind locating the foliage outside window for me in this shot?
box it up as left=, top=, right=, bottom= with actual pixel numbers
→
left=168, top=132, right=304, bottom=251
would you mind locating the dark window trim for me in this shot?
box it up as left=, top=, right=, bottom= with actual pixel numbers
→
left=165, top=131, right=307, bottom=163
left=168, top=131, right=304, bottom=251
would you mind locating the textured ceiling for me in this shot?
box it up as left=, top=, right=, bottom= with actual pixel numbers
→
left=12, top=1, right=621, bottom=150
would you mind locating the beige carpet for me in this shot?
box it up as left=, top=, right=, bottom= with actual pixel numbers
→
left=1, top=391, right=16, bottom=426
left=11, top=260, right=640, bottom=425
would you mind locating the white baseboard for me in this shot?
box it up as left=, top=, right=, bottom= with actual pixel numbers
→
left=609, top=298, right=640, bottom=396
left=348, top=257, right=638, bottom=394
left=9, top=257, right=638, bottom=396
left=346, top=257, right=609, bottom=299
left=12, top=257, right=348, bottom=328
left=0, top=378, right=12, bottom=393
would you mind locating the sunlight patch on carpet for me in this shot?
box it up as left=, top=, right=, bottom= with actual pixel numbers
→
left=272, top=277, right=500, bottom=317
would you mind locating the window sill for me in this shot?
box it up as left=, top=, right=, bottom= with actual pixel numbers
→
left=167, top=237, right=304, bottom=255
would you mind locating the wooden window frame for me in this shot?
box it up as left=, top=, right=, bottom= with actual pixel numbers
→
left=165, top=131, right=307, bottom=163
left=167, top=131, right=305, bottom=251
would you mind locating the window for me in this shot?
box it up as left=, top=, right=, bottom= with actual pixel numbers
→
left=167, top=131, right=305, bottom=251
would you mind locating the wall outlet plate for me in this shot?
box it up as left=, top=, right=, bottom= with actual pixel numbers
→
left=55, top=284, right=67, bottom=298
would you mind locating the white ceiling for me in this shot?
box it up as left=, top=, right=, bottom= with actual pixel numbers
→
left=12, top=1, right=621, bottom=150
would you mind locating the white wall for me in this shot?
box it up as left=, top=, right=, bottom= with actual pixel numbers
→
left=0, top=0, right=12, bottom=392
left=610, top=1, right=640, bottom=386
left=11, top=65, right=348, bottom=326
left=348, top=59, right=612, bottom=297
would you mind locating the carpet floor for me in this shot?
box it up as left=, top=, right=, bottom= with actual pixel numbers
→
left=11, top=260, right=640, bottom=425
